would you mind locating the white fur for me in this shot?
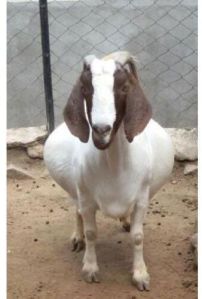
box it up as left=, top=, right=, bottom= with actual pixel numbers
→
left=90, top=58, right=116, bottom=131
left=44, top=120, right=173, bottom=219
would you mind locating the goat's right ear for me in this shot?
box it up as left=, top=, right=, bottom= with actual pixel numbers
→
left=63, top=79, right=89, bottom=143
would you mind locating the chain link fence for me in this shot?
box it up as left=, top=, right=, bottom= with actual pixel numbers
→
left=7, top=0, right=197, bottom=129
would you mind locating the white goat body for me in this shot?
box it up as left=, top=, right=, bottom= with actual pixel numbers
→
left=44, top=120, right=173, bottom=218
left=44, top=52, right=174, bottom=290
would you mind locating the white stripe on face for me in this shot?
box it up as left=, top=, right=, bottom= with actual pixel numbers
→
left=90, top=58, right=116, bottom=128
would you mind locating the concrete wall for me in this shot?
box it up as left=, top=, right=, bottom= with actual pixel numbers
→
left=7, top=0, right=197, bottom=128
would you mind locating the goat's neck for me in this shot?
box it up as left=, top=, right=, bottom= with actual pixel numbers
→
left=103, top=124, right=132, bottom=173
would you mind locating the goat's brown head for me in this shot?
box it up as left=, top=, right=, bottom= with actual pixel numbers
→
left=64, top=51, right=152, bottom=150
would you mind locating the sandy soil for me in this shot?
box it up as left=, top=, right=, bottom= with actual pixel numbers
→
left=7, top=149, right=197, bottom=299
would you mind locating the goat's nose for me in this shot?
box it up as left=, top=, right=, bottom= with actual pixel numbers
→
left=92, top=124, right=111, bottom=135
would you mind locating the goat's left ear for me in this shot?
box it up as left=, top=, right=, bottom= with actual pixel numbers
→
left=63, top=79, right=89, bottom=143
left=123, top=58, right=152, bottom=142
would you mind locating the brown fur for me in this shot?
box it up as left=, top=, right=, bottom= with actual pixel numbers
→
left=63, top=77, right=91, bottom=143
left=113, top=60, right=152, bottom=142
left=124, top=79, right=152, bottom=142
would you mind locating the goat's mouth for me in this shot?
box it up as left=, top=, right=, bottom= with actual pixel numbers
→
left=92, top=132, right=112, bottom=150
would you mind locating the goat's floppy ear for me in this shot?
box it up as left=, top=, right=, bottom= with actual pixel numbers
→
left=123, top=58, right=152, bottom=142
left=63, top=79, right=89, bottom=143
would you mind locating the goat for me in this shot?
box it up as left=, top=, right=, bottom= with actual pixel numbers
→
left=44, top=51, right=174, bottom=291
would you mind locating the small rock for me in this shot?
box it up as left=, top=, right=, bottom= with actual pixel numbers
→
left=27, top=143, right=44, bottom=159
left=152, top=210, right=160, bottom=214
left=182, top=280, right=192, bottom=288
left=40, top=169, right=50, bottom=179
left=184, top=163, right=198, bottom=175
left=7, top=164, right=34, bottom=180
left=171, top=180, right=177, bottom=184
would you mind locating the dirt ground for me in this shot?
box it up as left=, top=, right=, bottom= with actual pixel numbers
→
left=7, top=149, right=197, bottom=299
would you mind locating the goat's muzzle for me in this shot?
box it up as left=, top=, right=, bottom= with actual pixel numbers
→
left=92, top=124, right=111, bottom=135
left=92, top=123, right=112, bottom=150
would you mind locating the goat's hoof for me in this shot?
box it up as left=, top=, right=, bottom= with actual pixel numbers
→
left=132, top=270, right=150, bottom=291
left=119, top=217, right=130, bottom=232
left=122, top=223, right=130, bottom=232
left=71, top=237, right=85, bottom=252
left=82, top=270, right=100, bottom=283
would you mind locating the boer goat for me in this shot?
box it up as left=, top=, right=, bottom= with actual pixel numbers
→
left=44, top=51, right=174, bottom=291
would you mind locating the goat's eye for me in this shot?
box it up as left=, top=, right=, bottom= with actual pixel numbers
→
left=81, top=85, right=93, bottom=97
left=81, top=86, right=87, bottom=94
left=121, top=84, right=129, bottom=93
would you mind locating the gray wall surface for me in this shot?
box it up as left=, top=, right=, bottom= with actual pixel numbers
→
left=7, top=0, right=197, bottom=129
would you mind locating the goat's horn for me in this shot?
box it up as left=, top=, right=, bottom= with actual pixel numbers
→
left=103, top=51, right=136, bottom=64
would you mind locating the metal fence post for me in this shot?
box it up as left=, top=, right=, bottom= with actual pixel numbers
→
left=39, top=0, right=55, bottom=134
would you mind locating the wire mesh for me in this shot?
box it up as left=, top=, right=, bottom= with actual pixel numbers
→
left=7, top=0, right=197, bottom=128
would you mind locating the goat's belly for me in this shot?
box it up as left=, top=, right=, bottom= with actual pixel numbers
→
left=95, top=190, right=136, bottom=218
left=99, top=201, right=134, bottom=219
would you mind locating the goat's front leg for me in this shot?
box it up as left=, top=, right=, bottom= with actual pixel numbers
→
left=81, top=206, right=100, bottom=283
left=131, top=188, right=150, bottom=291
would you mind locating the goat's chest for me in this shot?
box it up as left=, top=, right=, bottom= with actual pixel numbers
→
left=82, top=165, right=143, bottom=218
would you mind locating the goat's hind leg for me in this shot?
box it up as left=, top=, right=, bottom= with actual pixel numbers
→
left=120, top=216, right=130, bottom=232
left=71, top=208, right=85, bottom=252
